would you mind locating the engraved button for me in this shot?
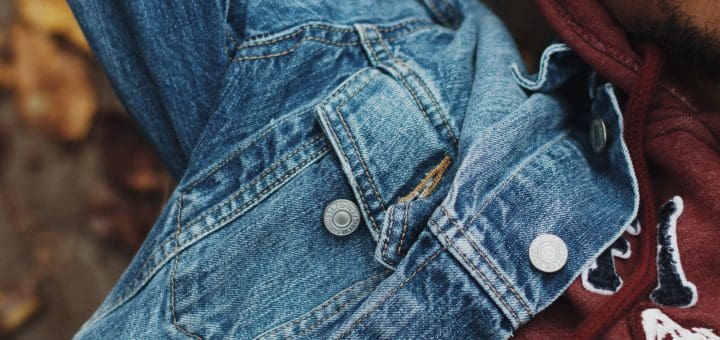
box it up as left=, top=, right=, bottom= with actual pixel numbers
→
left=529, top=234, right=568, bottom=273
left=323, top=199, right=361, bottom=236
left=589, top=118, right=608, bottom=153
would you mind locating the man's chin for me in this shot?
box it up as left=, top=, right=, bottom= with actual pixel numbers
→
left=631, top=10, right=720, bottom=82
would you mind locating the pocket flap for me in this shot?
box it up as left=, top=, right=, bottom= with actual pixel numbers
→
left=316, top=67, right=456, bottom=239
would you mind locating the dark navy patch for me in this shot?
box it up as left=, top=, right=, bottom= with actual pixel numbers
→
left=582, top=237, right=632, bottom=295
left=650, top=196, right=697, bottom=308
left=582, top=196, right=698, bottom=306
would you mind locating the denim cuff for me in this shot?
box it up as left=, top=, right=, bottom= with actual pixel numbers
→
left=427, top=79, right=639, bottom=328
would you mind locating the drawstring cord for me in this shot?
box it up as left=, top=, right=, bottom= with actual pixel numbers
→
left=573, top=44, right=664, bottom=339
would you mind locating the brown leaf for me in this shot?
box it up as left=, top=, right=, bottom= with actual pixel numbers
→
left=0, top=63, right=13, bottom=90
left=0, top=288, right=41, bottom=337
left=16, top=0, right=90, bottom=53
left=0, top=22, right=12, bottom=90
left=11, top=24, right=96, bottom=141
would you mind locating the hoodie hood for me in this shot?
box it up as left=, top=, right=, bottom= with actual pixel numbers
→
left=535, top=0, right=700, bottom=110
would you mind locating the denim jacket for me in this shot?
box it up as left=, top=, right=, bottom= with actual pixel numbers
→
left=70, top=0, right=638, bottom=338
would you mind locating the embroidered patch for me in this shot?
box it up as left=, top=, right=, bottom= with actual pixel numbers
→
left=626, top=218, right=641, bottom=236
left=650, top=196, right=698, bottom=308
left=582, top=195, right=699, bottom=305
left=641, top=308, right=719, bottom=339
left=581, top=237, right=632, bottom=295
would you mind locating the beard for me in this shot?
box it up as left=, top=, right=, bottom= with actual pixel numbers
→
left=629, top=1, right=720, bottom=81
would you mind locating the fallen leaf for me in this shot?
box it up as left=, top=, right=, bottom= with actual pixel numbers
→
left=0, top=288, right=40, bottom=337
left=0, top=63, right=13, bottom=90
left=11, top=24, right=96, bottom=141
left=16, top=0, right=90, bottom=53
left=0, top=22, right=12, bottom=90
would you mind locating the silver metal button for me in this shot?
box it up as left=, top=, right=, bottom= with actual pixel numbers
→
left=529, top=234, right=568, bottom=273
left=323, top=199, right=360, bottom=236
left=589, top=118, right=608, bottom=153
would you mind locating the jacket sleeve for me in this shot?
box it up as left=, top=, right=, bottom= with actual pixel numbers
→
left=68, top=1, right=231, bottom=177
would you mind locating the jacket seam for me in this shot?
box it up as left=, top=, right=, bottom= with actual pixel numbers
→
left=256, top=271, right=390, bottom=339
left=441, top=134, right=573, bottom=318
left=171, top=194, right=203, bottom=340
left=335, top=247, right=445, bottom=338
left=395, top=58, right=459, bottom=146
left=316, top=70, right=382, bottom=232
left=370, top=26, right=458, bottom=148
left=439, top=206, right=534, bottom=316
left=99, top=110, right=317, bottom=317
left=192, top=147, right=330, bottom=237
left=334, top=82, right=388, bottom=211
left=184, top=135, right=324, bottom=228
left=380, top=205, right=396, bottom=265
left=369, top=32, right=436, bottom=133
left=234, top=19, right=427, bottom=50
left=432, top=217, right=522, bottom=324
left=337, top=213, right=515, bottom=336
left=423, top=0, right=451, bottom=26
left=357, top=25, right=382, bottom=65
left=184, top=107, right=313, bottom=191
left=397, top=201, right=411, bottom=256
left=386, top=62, right=441, bottom=140
left=231, top=20, right=433, bottom=62
left=467, top=132, right=569, bottom=226
left=318, top=105, right=379, bottom=232
left=170, top=146, right=329, bottom=338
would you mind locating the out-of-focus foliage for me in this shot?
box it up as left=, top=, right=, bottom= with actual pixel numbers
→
left=1, top=0, right=95, bottom=141
left=10, top=24, right=95, bottom=141
left=0, top=1, right=170, bottom=338
left=0, top=288, right=40, bottom=336
left=16, top=0, right=90, bottom=53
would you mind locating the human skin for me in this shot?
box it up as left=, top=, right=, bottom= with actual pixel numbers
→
left=601, top=0, right=720, bottom=111
left=602, top=0, right=720, bottom=30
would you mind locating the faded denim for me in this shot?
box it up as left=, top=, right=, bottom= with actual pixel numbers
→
left=69, top=0, right=639, bottom=338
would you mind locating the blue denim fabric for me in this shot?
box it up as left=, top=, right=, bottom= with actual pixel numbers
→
left=69, top=0, right=639, bottom=338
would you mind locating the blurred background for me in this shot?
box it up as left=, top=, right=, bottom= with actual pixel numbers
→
left=0, top=0, right=550, bottom=338
left=0, top=0, right=171, bottom=338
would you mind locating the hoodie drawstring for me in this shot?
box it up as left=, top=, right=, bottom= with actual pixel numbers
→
left=573, top=44, right=664, bottom=339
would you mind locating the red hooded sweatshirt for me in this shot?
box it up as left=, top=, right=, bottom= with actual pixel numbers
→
left=514, top=1, right=720, bottom=339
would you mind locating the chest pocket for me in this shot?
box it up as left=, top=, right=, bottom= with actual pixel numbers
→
left=168, top=20, right=459, bottom=340
left=316, top=66, right=458, bottom=240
